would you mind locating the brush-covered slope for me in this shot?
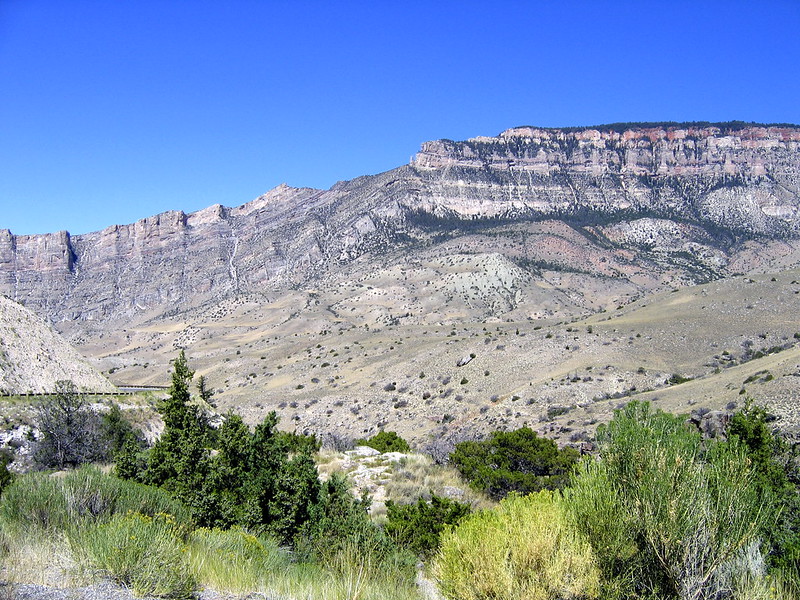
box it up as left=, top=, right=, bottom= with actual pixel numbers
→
left=77, top=265, right=800, bottom=449
left=1, top=123, right=799, bottom=442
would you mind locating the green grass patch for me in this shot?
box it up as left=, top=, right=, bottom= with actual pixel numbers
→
left=76, top=512, right=195, bottom=598
left=0, top=466, right=189, bottom=536
left=186, top=527, right=289, bottom=593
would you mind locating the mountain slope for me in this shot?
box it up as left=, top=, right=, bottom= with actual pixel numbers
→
left=0, top=296, right=116, bottom=394
left=1, top=122, right=799, bottom=442
left=2, top=123, right=800, bottom=331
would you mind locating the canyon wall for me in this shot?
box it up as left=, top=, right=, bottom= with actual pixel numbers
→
left=1, top=123, right=799, bottom=328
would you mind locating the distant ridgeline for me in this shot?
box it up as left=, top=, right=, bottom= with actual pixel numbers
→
left=514, top=120, right=800, bottom=133
left=1, top=122, right=799, bottom=327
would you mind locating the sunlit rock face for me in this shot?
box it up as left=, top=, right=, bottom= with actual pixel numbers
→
left=1, top=123, right=799, bottom=329
left=0, top=295, right=115, bottom=394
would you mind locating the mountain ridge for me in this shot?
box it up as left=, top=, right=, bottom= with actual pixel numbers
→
left=2, top=123, right=800, bottom=444
left=2, top=122, right=800, bottom=328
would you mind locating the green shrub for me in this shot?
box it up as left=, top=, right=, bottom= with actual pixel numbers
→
left=449, top=427, right=579, bottom=500
left=385, top=493, right=471, bottom=558
left=667, top=373, right=693, bottom=385
left=0, top=466, right=190, bottom=535
left=78, top=512, right=195, bottom=598
left=301, top=473, right=388, bottom=559
left=355, top=431, right=411, bottom=453
left=728, top=401, right=800, bottom=571
left=569, top=401, right=774, bottom=600
left=434, top=490, right=600, bottom=600
left=0, top=450, right=14, bottom=495
left=101, top=402, right=146, bottom=459
left=564, top=458, right=638, bottom=598
left=277, top=430, right=321, bottom=454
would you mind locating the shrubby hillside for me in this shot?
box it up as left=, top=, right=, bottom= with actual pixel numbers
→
left=0, top=351, right=797, bottom=600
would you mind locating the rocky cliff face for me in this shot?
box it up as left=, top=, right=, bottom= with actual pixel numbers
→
left=410, top=124, right=800, bottom=233
left=1, top=123, right=799, bottom=332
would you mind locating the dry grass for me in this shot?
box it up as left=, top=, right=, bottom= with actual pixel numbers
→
left=316, top=449, right=347, bottom=478
left=316, top=449, right=492, bottom=525
left=433, top=490, right=600, bottom=600
left=0, top=529, right=87, bottom=588
left=383, top=453, right=493, bottom=510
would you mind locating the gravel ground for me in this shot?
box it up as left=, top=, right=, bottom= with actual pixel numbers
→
left=1, top=582, right=274, bottom=600
left=4, top=573, right=441, bottom=600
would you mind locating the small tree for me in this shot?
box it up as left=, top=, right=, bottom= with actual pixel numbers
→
left=355, top=431, right=410, bottom=453
left=385, top=493, right=471, bottom=558
left=35, top=380, right=104, bottom=469
left=139, top=351, right=215, bottom=522
left=450, top=427, right=579, bottom=499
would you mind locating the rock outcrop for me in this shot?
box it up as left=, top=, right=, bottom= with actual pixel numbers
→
left=410, top=124, right=800, bottom=232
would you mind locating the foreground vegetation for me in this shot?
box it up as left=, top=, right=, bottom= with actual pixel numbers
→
left=433, top=401, right=800, bottom=600
left=0, top=467, right=421, bottom=599
left=0, top=353, right=424, bottom=599
left=1, top=350, right=799, bottom=600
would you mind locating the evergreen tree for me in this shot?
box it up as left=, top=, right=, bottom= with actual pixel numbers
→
left=101, top=402, right=144, bottom=458
left=196, top=374, right=215, bottom=407
left=139, top=351, right=215, bottom=523
left=242, top=412, right=284, bottom=529
left=207, top=412, right=251, bottom=526
left=269, top=452, right=321, bottom=545
left=119, top=351, right=338, bottom=545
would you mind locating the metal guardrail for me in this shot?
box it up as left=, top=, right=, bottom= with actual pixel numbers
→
left=0, top=385, right=168, bottom=398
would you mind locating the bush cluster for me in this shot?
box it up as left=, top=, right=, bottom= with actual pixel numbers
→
left=0, top=465, right=418, bottom=599
left=355, top=430, right=411, bottom=453
left=566, top=401, right=771, bottom=599
left=0, top=351, right=420, bottom=598
left=435, top=401, right=799, bottom=600
left=10, top=349, right=800, bottom=600
left=115, top=351, right=387, bottom=557
left=449, top=426, right=579, bottom=499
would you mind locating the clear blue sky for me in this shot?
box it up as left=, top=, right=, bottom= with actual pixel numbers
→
left=1, top=1, right=798, bottom=236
